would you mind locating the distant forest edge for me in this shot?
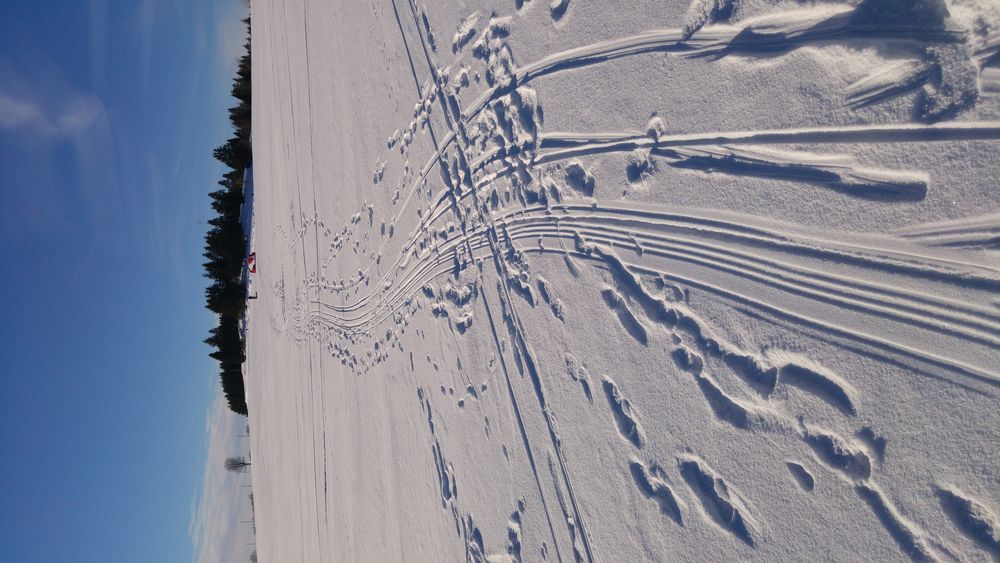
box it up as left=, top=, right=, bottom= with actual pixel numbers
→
left=204, top=17, right=251, bottom=416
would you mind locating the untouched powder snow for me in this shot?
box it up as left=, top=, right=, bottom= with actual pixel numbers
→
left=245, top=0, right=1000, bottom=560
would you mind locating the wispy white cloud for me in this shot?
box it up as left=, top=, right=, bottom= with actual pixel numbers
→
left=67, top=95, right=124, bottom=241
left=88, top=0, right=109, bottom=92
left=147, top=155, right=166, bottom=260
left=190, top=389, right=255, bottom=563
left=137, top=0, right=156, bottom=93
left=169, top=0, right=247, bottom=195
left=0, top=90, right=103, bottom=138
left=0, top=93, right=44, bottom=128
left=145, top=154, right=188, bottom=289
left=0, top=76, right=118, bottom=246
left=58, top=95, right=104, bottom=135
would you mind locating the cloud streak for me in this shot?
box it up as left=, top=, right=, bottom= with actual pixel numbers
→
left=0, top=93, right=44, bottom=128
left=137, top=0, right=156, bottom=93
left=0, top=91, right=103, bottom=138
left=0, top=75, right=118, bottom=247
left=88, top=0, right=109, bottom=92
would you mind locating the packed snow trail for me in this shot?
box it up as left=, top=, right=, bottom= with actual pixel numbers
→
left=246, top=0, right=1000, bottom=561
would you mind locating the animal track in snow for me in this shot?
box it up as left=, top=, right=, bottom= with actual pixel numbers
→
left=629, top=458, right=684, bottom=525
left=536, top=276, right=565, bottom=321
left=602, top=376, right=647, bottom=449
left=562, top=353, right=593, bottom=402
left=678, top=455, right=757, bottom=547
left=452, top=13, right=479, bottom=53
left=600, top=287, right=648, bottom=346
left=856, top=483, right=935, bottom=561
left=549, top=0, right=570, bottom=22
left=785, top=461, right=815, bottom=493
left=769, top=351, right=857, bottom=416
left=936, top=486, right=1000, bottom=556
left=801, top=422, right=872, bottom=480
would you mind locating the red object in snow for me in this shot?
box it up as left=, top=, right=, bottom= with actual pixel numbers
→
left=248, top=252, right=256, bottom=273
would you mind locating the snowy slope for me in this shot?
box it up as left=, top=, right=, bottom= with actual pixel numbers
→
left=246, top=0, right=1000, bottom=560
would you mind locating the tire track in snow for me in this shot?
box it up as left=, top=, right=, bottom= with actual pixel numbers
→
left=302, top=233, right=998, bottom=403
left=387, top=7, right=570, bottom=558
left=500, top=215, right=1000, bottom=346
left=402, top=3, right=596, bottom=559
left=319, top=28, right=1000, bottom=296
left=896, top=214, right=1000, bottom=250
left=403, top=2, right=579, bottom=559
left=312, top=52, right=1000, bottom=300
left=463, top=3, right=977, bottom=122
left=312, top=182, right=1000, bottom=328
left=297, top=0, right=334, bottom=553
left=310, top=202, right=1000, bottom=355
left=297, top=204, right=1000, bottom=392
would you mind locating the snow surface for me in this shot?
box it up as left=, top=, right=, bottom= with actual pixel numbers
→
left=245, top=0, right=1000, bottom=560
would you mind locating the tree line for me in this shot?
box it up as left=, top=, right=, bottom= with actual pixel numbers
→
left=204, top=17, right=252, bottom=416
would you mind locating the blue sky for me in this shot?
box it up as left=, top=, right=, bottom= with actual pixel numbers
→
left=0, top=1, right=252, bottom=561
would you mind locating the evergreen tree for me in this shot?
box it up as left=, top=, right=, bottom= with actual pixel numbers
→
left=203, top=16, right=252, bottom=417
